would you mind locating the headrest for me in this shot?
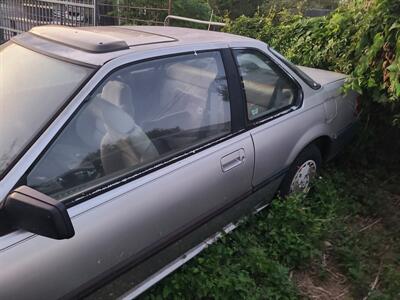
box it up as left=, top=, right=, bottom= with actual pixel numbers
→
left=101, top=80, right=135, bottom=117
left=165, top=61, right=218, bottom=89
left=97, top=97, right=135, bottom=135
left=74, top=98, right=106, bottom=148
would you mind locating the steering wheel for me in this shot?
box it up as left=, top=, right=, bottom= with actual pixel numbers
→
left=27, top=143, right=102, bottom=193
left=55, top=165, right=100, bottom=189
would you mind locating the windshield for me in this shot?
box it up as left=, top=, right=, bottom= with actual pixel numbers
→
left=0, top=42, right=93, bottom=178
left=269, top=47, right=321, bottom=90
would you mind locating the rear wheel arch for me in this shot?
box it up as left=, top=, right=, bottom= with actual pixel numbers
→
left=285, top=122, right=332, bottom=168
left=289, top=135, right=332, bottom=166
left=311, top=136, right=332, bottom=162
left=279, top=135, right=333, bottom=195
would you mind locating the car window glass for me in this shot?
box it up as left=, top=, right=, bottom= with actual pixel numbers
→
left=0, top=42, right=93, bottom=178
left=234, top=50, right=297, bottom=120
left=269, top=47, right=321, bottom=90
left=26, top=51, right=231, bottom=200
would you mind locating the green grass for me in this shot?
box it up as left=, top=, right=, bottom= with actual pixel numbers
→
left=139, top=147, right=400, bottom=299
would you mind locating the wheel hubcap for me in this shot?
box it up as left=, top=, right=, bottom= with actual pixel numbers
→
left=290, top=160, right=317, bottom=194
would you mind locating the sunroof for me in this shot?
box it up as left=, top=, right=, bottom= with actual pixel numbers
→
left=85, top=27, right=177, bottom=47
left=29, top=26, right=130, bottom=53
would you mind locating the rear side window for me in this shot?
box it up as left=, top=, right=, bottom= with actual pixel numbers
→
left=268, top=47, right=321, bottom=90
left=26, top=51, right=231, bottom=200
left=233, top=49, right=298, bottom=121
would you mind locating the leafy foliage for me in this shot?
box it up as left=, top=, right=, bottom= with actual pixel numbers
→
left=102, top=2, right=400, bottom=298
left=208, top=0, right=264, bottom=19
left=208, top=0, right=339, bottom=18
left=139, top=162, right=400, bottom=299
left=173, top=0, right=212, bottom=24
left=109, top=0, right=212, bottom=28
left=260, top=0, right=339, bottom=13
left=224, top=0, right=400, bottom=125
left=140, top=177, right=341, bottom=299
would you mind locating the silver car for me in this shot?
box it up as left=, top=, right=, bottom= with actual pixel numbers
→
left=0, top=25, right=359, bottom=299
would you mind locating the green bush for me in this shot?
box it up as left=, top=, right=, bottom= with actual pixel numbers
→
left=224, top=0, right=400, bottom=125
left=140, top=176, right=341, bottom=299
left=109, top=0, right=212, bottom=29
left=139, top=167, right=400, bottom=299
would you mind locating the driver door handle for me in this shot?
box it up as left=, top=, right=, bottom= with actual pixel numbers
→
left=221, top=149, right=245, bottom=172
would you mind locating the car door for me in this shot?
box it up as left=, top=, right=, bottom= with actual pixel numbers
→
left=0, top=50, right=254, bottom=299
left=232, top=48, right=320, bottom=188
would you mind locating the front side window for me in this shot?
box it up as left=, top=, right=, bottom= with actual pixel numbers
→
left=233, top=49, right=298, bottom=121
left=0, top=42, right=93, bottom=177
left=26, top=51, right=231, bottom=200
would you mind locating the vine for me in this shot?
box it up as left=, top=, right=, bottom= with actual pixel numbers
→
left=225, top=0, right=400, bottom=125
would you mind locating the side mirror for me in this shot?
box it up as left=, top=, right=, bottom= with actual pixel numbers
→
left=3, top=186, right=75, bottom=240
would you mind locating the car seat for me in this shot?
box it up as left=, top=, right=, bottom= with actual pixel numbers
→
left=99, top=81, right=159, bottom=174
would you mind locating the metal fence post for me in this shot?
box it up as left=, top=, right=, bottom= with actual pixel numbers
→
left=168, top=0, right=173, bottom=15
left=93, top=0, right=97, bottom=26
left=167, top=0, right=173, bottom=25
left=117, top=0, right=121, bottom=26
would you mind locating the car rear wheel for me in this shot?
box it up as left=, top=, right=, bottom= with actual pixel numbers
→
left=280, top=144, right=322, bottom=196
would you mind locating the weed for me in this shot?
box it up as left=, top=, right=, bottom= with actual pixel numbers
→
left=140, top=161, right=400, bottom=299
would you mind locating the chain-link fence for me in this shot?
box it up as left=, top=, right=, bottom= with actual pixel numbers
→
left=0, top=0, right=97, bottom=43
left=97, top=0, right=171, bottom=26
left=0, top=0, right=172, bottom=44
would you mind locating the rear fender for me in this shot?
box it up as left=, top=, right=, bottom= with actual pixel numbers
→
left=285, top=123, right=332, bottom=167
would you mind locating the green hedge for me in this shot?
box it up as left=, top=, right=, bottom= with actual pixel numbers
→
left=224, top=0, right=400, bottom=125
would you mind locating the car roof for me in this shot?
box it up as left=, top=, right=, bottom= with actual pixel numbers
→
left=11, top=25, right=255, bottom=67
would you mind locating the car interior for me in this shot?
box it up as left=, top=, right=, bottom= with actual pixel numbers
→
left=26, top=52, right=231, bottom=199
left=235, top=51, right=295, bottom=120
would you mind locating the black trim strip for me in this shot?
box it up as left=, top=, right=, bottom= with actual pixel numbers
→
left=252, top=167, right=289, bottom=192
left=68, top=169, right=287, bottom=299
left=230, top=47, right=304, bottom=130
left=66, top=132, right=241, bottom=208
left=268, top=47, right=321, bottom=90
left=19, top=49, right=239, bottom=207
left=221, top=48, right=246, bottom=132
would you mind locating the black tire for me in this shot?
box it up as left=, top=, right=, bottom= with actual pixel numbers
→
left=280, top=144, right=322, bottom=196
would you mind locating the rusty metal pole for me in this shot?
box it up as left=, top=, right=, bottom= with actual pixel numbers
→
left=168, top=0, right=173, bottom=15
left=167, top=0, right=172, bottom=25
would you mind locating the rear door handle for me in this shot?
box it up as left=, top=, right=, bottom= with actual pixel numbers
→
left=221, top=149, right=245, bottom=172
